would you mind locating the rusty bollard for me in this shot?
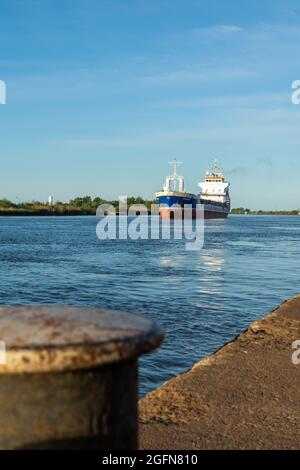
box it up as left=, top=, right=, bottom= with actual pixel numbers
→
left=0, top=306, right=163, bottom=450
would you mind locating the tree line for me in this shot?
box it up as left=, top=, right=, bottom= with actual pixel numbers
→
left=0, top=199, right=298, bottom=216
left=0, top=196, right=156, bottom=215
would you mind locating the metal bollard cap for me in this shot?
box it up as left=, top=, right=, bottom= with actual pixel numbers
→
left=0, top=306, right=164, bottom=374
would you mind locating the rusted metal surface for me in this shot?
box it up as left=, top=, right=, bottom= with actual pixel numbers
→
left=0, top=306, right=163, bottom=373
left=0, top=306, right=163, bottom=449
left=0, top=361, right=138, bottom=450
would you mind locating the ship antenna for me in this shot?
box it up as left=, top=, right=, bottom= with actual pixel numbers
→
left=212, top=158, right=223, bottom=177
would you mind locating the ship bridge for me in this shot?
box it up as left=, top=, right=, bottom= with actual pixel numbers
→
left=198, top=160, right=230, bottom=205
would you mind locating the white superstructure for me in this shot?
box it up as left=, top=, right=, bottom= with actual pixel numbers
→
left=198, top=159, right=230, bottom=206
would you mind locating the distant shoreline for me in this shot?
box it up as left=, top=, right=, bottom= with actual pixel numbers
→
left=0, top=209, right=95, bottom=217
left=231, top=209, right=300, bottom=216
left=1, top=197, right=299, bottom=217
left=0, top=209, right=299, bottom=217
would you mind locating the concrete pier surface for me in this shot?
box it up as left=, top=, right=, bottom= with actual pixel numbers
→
left=139, top=296, right=300, bottom=450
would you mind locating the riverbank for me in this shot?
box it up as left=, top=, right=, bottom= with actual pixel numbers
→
left=231, top=208, right=299, bottom=215
left=0, top=198, right=299, bottom=217
left=0, top=208, right=94, bottom=216
left=0, top=209, right=299, bottom=217
left=0, top=197, right=153, bottom=216
left=139, top=296, right=300, bottom=450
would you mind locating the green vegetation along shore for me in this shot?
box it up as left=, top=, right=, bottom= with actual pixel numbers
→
left=0, top=198, right=299, bottom=216
left=231, top=207, right=300, bottom=215
left=0, top=197, right=155, bottom=216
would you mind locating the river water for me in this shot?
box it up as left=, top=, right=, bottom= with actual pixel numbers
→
left=0, top=215, right=299, bottom=395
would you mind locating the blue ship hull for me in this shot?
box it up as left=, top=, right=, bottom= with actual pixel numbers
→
left=156, top=193, right=229, bottom=219
left=157, top=194, right=198, bottom=208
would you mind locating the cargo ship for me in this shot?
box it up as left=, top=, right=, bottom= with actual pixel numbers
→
left=155, top=159, right=230, bottom=219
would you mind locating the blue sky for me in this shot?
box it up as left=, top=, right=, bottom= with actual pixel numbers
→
left=0, top=0, right=300, bottom=209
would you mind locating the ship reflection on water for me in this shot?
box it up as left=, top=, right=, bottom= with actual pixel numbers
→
left=196, top=250, right=225, bottom=297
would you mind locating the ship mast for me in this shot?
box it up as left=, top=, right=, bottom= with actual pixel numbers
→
left=168, top=159, right=183, bottom=191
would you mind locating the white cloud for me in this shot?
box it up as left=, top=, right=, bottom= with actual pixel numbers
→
left=149, top=92, right=289, bottom=110
left=213, top=25, right=243, bottom=34
left=58, top=112, right=300, bottom=150
left=142, top=66, right=256, bottom=84
left=191, top=24, right=243, bottom=36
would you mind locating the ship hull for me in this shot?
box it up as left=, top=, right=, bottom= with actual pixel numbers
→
left=203, top=209, right=229, bottom=219
left=159, top=207, right=229, bottom=219
left=156, top=193, right=230, bottom=220
left=155, top=193, right=199, bottom=208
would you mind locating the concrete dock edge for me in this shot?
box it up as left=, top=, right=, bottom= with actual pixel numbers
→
left=139, top=295, right=300, bottom=450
